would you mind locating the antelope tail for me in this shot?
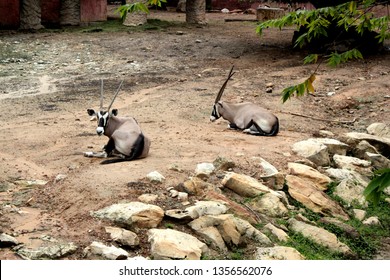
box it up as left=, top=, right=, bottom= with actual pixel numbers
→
left=100, top=134, right=145, bottom=164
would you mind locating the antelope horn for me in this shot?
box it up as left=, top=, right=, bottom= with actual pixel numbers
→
left=107, top=80, right=124, bottom=112
left=100, top=79, right=104, bottom=110
left=215, top=65, right=235, bottom=103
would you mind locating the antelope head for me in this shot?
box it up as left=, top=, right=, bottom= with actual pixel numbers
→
left=87, top=80, right=123, bottom=136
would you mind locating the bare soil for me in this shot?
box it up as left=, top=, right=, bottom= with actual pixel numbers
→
left=0, top=10, right=389, bottom=260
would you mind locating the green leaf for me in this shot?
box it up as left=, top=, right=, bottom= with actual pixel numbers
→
left=364, top=168, right=390, bottom=205
left=303, top=54, right=319, bottom=64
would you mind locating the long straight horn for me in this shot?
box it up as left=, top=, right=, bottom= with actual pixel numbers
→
left=215, top=65, right=235, bottom=103
left=107, top=80, right=124, bottom=112
left=100, top=79, right=104, bottom=110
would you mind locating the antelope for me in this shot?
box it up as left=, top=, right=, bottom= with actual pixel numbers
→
left=84, top=80, right=150, bottom=164
left=210, top=66, right=279, bottom=136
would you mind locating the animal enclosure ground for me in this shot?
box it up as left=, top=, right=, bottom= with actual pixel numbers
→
left=0, top=10, right=389, bottom=260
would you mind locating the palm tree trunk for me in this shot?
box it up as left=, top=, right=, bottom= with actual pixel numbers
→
left=20, top=0, right=43, bottom=30
left=186, top=0, right=206, bottom=24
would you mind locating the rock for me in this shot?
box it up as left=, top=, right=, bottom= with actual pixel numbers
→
left=248, top=193, right=289, bottom=217
left=213, top=156, right=236, bottom=171
left=148, top=229, right=208, bottom=260
left=165, top=209, right=192, bottom=221
left=319, top=217, right=360, bottom=238
left=263, top=223, right=289, bottom=242
left=363, top=216, right=381, bottom=226
left=179, top=177, right=218, bottom=195
left=310, top=138, right=349, bottom=156
left=318, top=130, right=335, bottom=137
left=185, top=200, right=228, bottom=219
left=367, top=123, right=390, bottom=138
left=138, top=194, right=158, bottom=203
left=0, top=233, right=19, bottom=247
left=146, top=171, right=165, bottom=183
left=333, top=154, right=372, bottom=176
left=254, top=246, right=305, bottom=260
left=352, top=209, right=366, bottom=221
left=364, top=152, right=390, bottom=169
left=55, top=174, right=67, bottom=183
left=288, top=162, right=332, bottom=191
left=16, top=242, right=78, bottom=260
left=195, top=162, right=215, bottom=179
left=341, top=132, right=390, bottom=157
left=353, top=140, right=379, bottom=158
left=105, top=226, right=139, bottom=247
left=324, top=168, right=370, bottom=186
left=189, top=214, right=272, bottom=247
left=334, top=179, right=368, bottom=207
left=84, top=241, right=129, bottom=260
left=194, top=226, right=228, bottom=252
left=291, top=139, right=330, bottom=166
left=286, top=175, right=349, bottom=220
left=91, top=202, right=164, bottom=229
left=221, top=172, right=279, bottom=197
left=251, top=157, right=284, bottom=190
left=288, top=218, right=353, bottom=256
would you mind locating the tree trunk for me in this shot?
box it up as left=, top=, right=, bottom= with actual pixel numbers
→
left=60, top=0, right=80, bottom=26
left=20, top=0, right=43, bottom=30
left=186, top=0, right=206, bottom=24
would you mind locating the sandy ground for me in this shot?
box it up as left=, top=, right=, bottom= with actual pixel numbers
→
left=0, top=10, right=389, bottom=259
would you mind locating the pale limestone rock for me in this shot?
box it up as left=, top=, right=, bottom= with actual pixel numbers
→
left=354, top=140, right=379, bottom=158
left=291, top=139, right=330, bottom=166
left=263, top=223, right=289, bottom=242
left=352, top=209, right=366, bottom=221
left=363, top=216, right=381, bottom=226
left=147, top=229, right=208, bottom=260
left=325, top=168, right=370, bottom=186
left=146, top=171, right=165, bottom=183
left=213, top=156, right=236, bottom=171
left=334, top=179, right=368, bottom=207
left=341, top=132, right=390, bottom=156
left=252, top=157, right=285, bottom=190
left=286, top=175, right=349, bottom=220
left=181, top=177, right=219, bottom=195
left=254, top=246, right=305, bottom=260
left=364, top=152, right=390, bottom=169
left=333, top=154, right=372, bottom=176
left=288, top=162, right=332, bottom=191
left=0, top=233, right=19, bottom=247
left=195, top=162, right=215, bottom=179
left=17, top=242, right=78, bottom=260
left=91, top=202, right=164, bottom=228
left=367, top=123, right=390, bottom=138
left=248, top=193, right=289, bottom=217
left=164, top=209, right=192, bottom=220
left=138, top=194, right=158, bottom=203
left=309, top=138, right=349, bottom=156
left=105, top=226, right=139, bottom=247
left=185, top=200, right=228, bottom=219
left=288, top=219, right=352, bottom=256
left=195, top=226, right=228, bottom=252
left=222, top=172, right=280, bottom=198
left=84, top=241, right=129, bottom=260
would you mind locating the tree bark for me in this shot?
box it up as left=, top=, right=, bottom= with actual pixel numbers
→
left=60, top=0, right=80, bottom=26
left=186, top=0, right=206, bottom=24
left=20, top=0, right=43, bottom=30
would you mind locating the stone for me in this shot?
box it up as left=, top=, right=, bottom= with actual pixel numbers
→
left=138, top=194, right=158, bottom=203
left=165, top=209, right=192, bottom=221
left=288, top=218, right=353, bottom=256
left=341, top=132, right=390, bottom=157
left=254, top=246, right=305, bottom=260
left=352, top=209, right=366, bottom=221
left=194, top=226, right=228, bottom=252
left=185, top=200, right=228, bottom=219
left=310, top=138, right=349, bottom=156
left=180, top=177, right=218, bottom=195
left=91, top=202, right=164, bottom=229
left=16, top=242, right=78, bottom=260
left=105, top=226, right=139, bottom=247
left=324, top=168, right=370, bottom=186
left=363, top=216, right=381, bottom=226
left=334, top=179, right=368, bottom=207
left=195, top=162, right=215, bottom=179
left=364, top=152, right=390, bottom=169
left=353, top=140, right=379, bottom=158
left=251, top=157, right=284, bottom=190
left=248, top=193, right=289, bottom=218
left=366, top=123, right=390, bottom=138
left=291, top=139, right=330, bottom=166
left=84, top=241, right=129, bottom=260
left=319, top=217, right=360, bottom=238
left=333, top=154, right=372, bottom=176
left=213, top=156, right=236, bottom=171
left=286, top=175, right=349, bottom=220
left=146, top=171, right=165, bottom=183
left=221, top=172, right=279, bottom=197
left=148, top=229, right=208, bottom=260
left=0, top=233, right=19, bottom=247
left=288, top=162, right=332, bottom=191
left=263, top=223, right=289, bottom=242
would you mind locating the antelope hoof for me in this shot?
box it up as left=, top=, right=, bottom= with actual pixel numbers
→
left=84, top=151, right=94, bottom=157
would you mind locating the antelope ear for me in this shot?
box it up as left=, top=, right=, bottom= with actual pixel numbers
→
left=111, top=109, right=118, bottom=116
left=87, top=109, right=96, bottom=116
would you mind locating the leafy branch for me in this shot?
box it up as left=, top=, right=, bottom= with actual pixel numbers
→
left=116, top=0, right=166, bottom=20
left=363, top=168, right=390, bottom=205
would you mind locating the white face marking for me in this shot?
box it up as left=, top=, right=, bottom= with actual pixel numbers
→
left=96, top=126, right=104, bottom=135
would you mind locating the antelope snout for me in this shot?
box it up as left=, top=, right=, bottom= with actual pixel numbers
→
left=96, top=127, right=104, bottom=135
left=210, top=116, right=216, bottom=122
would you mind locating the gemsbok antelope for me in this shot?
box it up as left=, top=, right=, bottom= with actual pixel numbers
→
left=210, top=66, right=279, bottom=136
left=85, top=80, right=150, bottom=164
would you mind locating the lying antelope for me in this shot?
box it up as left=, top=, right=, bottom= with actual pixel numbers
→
left=210, top=66, right=279, bottom=136
left=85, top=80, right=150, bottom=164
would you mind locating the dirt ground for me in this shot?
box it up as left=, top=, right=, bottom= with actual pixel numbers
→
left=0, top=9, right=389, bottom=260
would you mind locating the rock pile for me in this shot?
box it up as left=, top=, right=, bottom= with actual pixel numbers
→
left=2, top=123, right=389, bottom=260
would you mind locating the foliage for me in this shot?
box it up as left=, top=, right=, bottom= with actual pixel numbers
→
left=363, top=168, right=390, bottom=205
left=117, top=0, right=166, bottom=20
left=256, top=0, right=389, bottom=103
